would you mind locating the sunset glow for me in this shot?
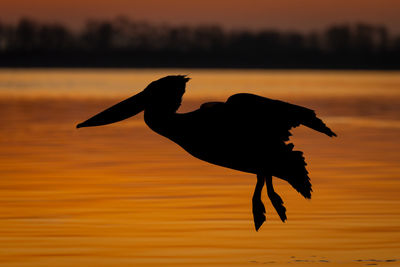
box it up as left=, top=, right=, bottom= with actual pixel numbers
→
left=1, top=0, right=400, bottom=32
left=1, top=1, right=399, bottom=265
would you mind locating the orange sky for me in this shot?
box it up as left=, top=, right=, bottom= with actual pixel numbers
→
left=1, top=0, right=400, bottom=33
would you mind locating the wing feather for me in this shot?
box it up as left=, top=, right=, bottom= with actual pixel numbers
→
left=226, top=93, right=336, bottom=138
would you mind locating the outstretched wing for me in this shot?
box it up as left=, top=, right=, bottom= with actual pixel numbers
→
left=225, top=93, right=337, bottom=140
left=221, top=93, right=335, bottom=199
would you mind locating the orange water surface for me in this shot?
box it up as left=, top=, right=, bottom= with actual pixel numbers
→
left=0, top=69, right=399, bottom=266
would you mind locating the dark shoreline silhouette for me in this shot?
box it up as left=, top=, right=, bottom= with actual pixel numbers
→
left=1, top=17, right=399, bottom=69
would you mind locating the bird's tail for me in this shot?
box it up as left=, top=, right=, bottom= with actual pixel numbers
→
left=275, top=144, right=312, bottom=199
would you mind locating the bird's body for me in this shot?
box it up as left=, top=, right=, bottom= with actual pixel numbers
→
left=144, top=99, right=264, bottom=174
left=146, top=97, right=294, bottom=174
left=77, top=76, right=336, bottom=230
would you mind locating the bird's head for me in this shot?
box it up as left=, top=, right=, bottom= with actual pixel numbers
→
left=76, top=75, right=190, bottom=128
left=143, top=75, right=190, bottom=112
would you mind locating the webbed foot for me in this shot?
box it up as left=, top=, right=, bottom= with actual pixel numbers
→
left=252, top=198, right=266, bottom=231
left=268, top=191, right=287, bottom=222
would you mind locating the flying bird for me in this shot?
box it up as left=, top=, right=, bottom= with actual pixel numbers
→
left=77, top=75, right=336, bottom=231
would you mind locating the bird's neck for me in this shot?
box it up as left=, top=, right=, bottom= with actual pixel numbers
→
left=143, top=108, right=179, bottom=139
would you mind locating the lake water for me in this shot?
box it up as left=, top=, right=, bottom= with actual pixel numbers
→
left=0, top=69, right=399, bottom=266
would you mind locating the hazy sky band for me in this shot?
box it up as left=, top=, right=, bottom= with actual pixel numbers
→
left=1, top=0, right=400, bottom=33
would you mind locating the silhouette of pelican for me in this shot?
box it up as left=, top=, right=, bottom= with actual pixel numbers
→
left=77, top=75, right=336, bottom=231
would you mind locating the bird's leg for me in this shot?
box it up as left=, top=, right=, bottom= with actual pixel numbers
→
left=252, top=174, right=266, bottom=231
left=266, top=176, right=287, bottom=222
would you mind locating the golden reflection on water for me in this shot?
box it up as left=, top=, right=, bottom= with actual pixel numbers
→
left=0, top=70, right=399, bottom=266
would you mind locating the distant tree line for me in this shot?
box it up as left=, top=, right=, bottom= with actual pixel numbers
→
left=0, top=17, right=399, bottom=69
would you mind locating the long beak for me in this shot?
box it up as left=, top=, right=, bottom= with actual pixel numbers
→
left=76, top=90, right=147, bottom=128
